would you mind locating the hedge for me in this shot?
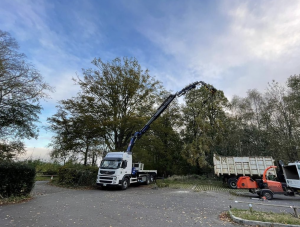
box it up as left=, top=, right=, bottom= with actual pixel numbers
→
left=58, top=166, right=98, bottom=187
left=0, top=162, right=36, bottom=198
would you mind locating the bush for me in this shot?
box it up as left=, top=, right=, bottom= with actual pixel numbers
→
left=25, top=159, right=60, bottom=175
left=58, top=165, right=98, bottom=187
left=168, top=174, right=207, bottom=181
left=42, top=169, right=58, bottom=175
left=0, top=162, right=36, bottom=198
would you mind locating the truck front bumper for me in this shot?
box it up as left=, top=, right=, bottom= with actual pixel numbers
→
left=96, top=175, right=122, bottom=187
left=96, top=182, right=121, bottom=187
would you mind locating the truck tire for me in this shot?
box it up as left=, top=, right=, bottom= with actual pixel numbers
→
left=261, top=190, right=273, bottom=200
left=150, top=174, right=155, bottom=183
left=228, top=178, right=237, bottom=189
left=121, top=178, right=129, bottom=190
left=145, top=175, right=150, bottom=185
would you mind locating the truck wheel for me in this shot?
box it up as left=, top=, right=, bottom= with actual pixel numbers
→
left=145, top=175, right=150, bottom=185
left=262, top=190, right=273, bottom=200
left=122, top=178, right=129, bottom=190
left=228, top=178, right=237, bottom=189
left=150, top=174, right=155, bottom=183
left=249, top=188, right=256, bottom=194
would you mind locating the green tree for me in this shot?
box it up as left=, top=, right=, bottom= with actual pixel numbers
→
left=47, top=105, right=105, bottom=166
left=0, top=30, right=52, bottom=160
left=264, top=79, right=300, bottom=161
left=229, top=77, right=300, bottom=161
left=48, top=57, right=161, bottom=164
left=73, top=57, right=161, bottom=151
left=229, top=90, right=270, bottom=156
left=181, top=86, right=229, bottom=170
left=287, top=75, right=300, bottom=128
left=133, top=95, right=186, bottom=175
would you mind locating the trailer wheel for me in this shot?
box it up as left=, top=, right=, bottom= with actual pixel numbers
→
left=261, top=190, right=273, bottom=200
left=121, top=178, right=129, bottom=190
left=228, top=178, right=237, bottom=189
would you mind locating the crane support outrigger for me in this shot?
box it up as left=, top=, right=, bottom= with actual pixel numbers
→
left=96, top=81, right=217, bottom=190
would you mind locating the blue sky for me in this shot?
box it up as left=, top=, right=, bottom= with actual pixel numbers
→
left=1, top=0, right=300, bottom=160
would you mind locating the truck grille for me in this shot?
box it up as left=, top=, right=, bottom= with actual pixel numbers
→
left=99, top=176, right=113, bottom=184
left=100, top=170, right=115, bottom=175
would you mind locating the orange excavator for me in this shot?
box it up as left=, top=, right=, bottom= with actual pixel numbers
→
left=237, top=165, right=294, bottom=200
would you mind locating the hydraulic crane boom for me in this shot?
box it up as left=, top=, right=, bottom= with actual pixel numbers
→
left=126, top=81, right=217, bottom=153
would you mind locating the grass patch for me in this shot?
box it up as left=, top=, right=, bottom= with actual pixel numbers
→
left=156, top=175, right=225, bottom=189
left=35, top=175, right=56, bottom=181
left=0, top=195, right=32, bottom=205
left=230, top=208, right=300, bottom=225
left=228, top=189, right=250, bottom=196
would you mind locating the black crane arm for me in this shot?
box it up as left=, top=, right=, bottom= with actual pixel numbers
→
left=126, top=81, right=216, bottom=153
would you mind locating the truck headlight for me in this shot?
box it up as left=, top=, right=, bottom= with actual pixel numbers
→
left=112, top=177, right=117, bottom=183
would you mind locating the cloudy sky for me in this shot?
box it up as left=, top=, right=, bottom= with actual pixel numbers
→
left=1, top=0, right=300, bottom=160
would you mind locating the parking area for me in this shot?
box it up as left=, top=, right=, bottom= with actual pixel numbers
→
left=0, top=182, right=300, bottom=227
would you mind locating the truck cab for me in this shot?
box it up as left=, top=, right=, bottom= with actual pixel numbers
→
left=282, top=162, right=300, bottom=189
left=96, top=152, right=132, bottom=189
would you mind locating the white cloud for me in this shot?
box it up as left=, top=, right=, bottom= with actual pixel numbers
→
left=224, top=0, right=300, bottom=60
left=19, top=147, right=52, bottom=161
left=134, top=1, right=300, bottom=97
left=2, top=0, right=300, bottom=159
left=34, top=62, right=81, bottom=103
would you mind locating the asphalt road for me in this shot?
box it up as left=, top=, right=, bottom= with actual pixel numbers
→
left=1, top=182, right=300, bottom=227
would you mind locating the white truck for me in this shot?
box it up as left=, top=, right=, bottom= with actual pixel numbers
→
left=213, top=154, right=276, bottom=189
left=96, top=81, right=217, bottom=190
left=281, top=161, right=300, bottom=189
left=96, top=152, right=157, bottom=189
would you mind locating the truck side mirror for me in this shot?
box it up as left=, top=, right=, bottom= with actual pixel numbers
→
left=122, top=161, right=127, bottom=169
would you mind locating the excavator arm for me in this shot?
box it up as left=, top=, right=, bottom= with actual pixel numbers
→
left=126, top=81, right=217, bottom=153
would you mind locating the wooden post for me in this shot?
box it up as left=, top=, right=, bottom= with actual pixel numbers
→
left=293, top=207, right=298, bottom=218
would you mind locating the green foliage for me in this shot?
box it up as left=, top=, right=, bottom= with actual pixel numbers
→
left=0, top=194, right=31, bottom=205
left=19, top=159, right=61, bottom=176
left=25, top=159, right=61, bottom=175
left=156, top=181, right=169, bottom=188
left=229, top=76, right=300, bottom=161
left=156, top=175, right=223, bottom=188
left=133, top=98, right=190, bottom=176
left=0, top=162, right=36, bottom=198
left=48, top=57, right=161, bottom=165
left=0, top=30, right=52, bottom=160
left=46, top=55, right=300, bottom=176
left=47, top=107, right=104, bottom=166
left=0, top=141, right=25, bottom=161
left=58, top=165, right=98, bottom=187
left=181, top=85, right=229, bottom=169
left=230, top=208, right=300, bottom=225
left=168, top=174, right=207, bottom=181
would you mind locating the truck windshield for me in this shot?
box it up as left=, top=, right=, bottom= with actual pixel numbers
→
left=100, top=160, right=122, bottom=169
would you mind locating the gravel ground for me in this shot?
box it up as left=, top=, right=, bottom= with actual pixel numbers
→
left=0, top=182, right=300, bottom=227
